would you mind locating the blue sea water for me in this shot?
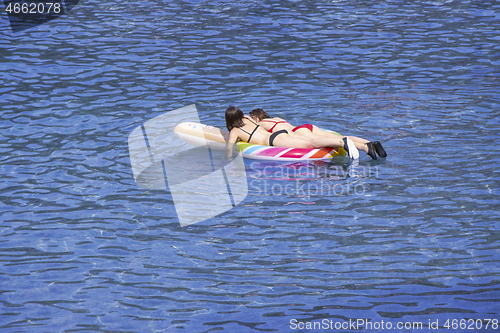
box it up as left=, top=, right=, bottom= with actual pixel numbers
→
left=0, top=0, right=499, bottom=332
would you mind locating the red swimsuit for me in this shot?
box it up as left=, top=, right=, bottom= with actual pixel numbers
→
left=262, top=120, right=288, bottom=133
left=292, top=124, right=314, bottom=132
left=262, top=120, right=314, bottom=133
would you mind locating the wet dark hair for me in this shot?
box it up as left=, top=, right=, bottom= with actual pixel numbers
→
left=249, top=108, right=269, bottom=121
left=225, top=106, right=245, bottom=131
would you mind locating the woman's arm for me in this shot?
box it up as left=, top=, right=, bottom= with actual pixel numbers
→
left=226, top=129, right=239, bottom=159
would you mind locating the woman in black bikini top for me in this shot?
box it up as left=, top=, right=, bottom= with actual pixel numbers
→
left=237, top=116, right=261, bottom=143
left=225, top=106, right=288, bottom=147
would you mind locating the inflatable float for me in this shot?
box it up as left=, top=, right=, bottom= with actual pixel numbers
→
left=174, top=122, right=346, bottom=161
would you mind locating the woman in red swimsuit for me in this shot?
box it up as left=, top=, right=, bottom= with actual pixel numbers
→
left=225, top=106, right=359, bottom=159
left=249, top=108, right=386, bottom=160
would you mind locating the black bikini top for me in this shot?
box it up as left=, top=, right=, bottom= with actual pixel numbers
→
left=239, top=117, right=260, bottom=143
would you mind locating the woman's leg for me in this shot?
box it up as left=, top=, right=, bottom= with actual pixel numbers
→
left=309, top=136, right=345, bottom=148
left=308, top=135, right=360, bottom=159
left=347, top=136, right=369, bottom=153
left=273, top=134, right=314, bottom=148
left=295, top=127, right=355, bottom=150
left=274, top=132, right=359, bottom=159
left=309, top=125, right=370, bottom=153
left=310, top=125, right=339, bottom=138
left=296, top=124, right=381, bottom=159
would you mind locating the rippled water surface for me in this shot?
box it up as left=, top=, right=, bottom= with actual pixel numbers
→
left=1, top=0, right=499, bottom=332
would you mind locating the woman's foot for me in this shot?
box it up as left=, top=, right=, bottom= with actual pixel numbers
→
left=343, top=137, right=359, bottom=159
left=372, top=141, right=387, bottom=158
left=366, top=142, right=378, bottom=160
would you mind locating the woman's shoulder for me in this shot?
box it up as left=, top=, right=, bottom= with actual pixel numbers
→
left=272, top=117, right=287, bottom=122
left=228, top=127, right=241, bottom=140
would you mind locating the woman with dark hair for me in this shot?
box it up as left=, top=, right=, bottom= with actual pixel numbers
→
left=249, top=108, right=386, bottom=160
left=225, top=106, right=359, bottom=159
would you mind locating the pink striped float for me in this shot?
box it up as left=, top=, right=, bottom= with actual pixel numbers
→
left=174, top=122, right=346, bottom=161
